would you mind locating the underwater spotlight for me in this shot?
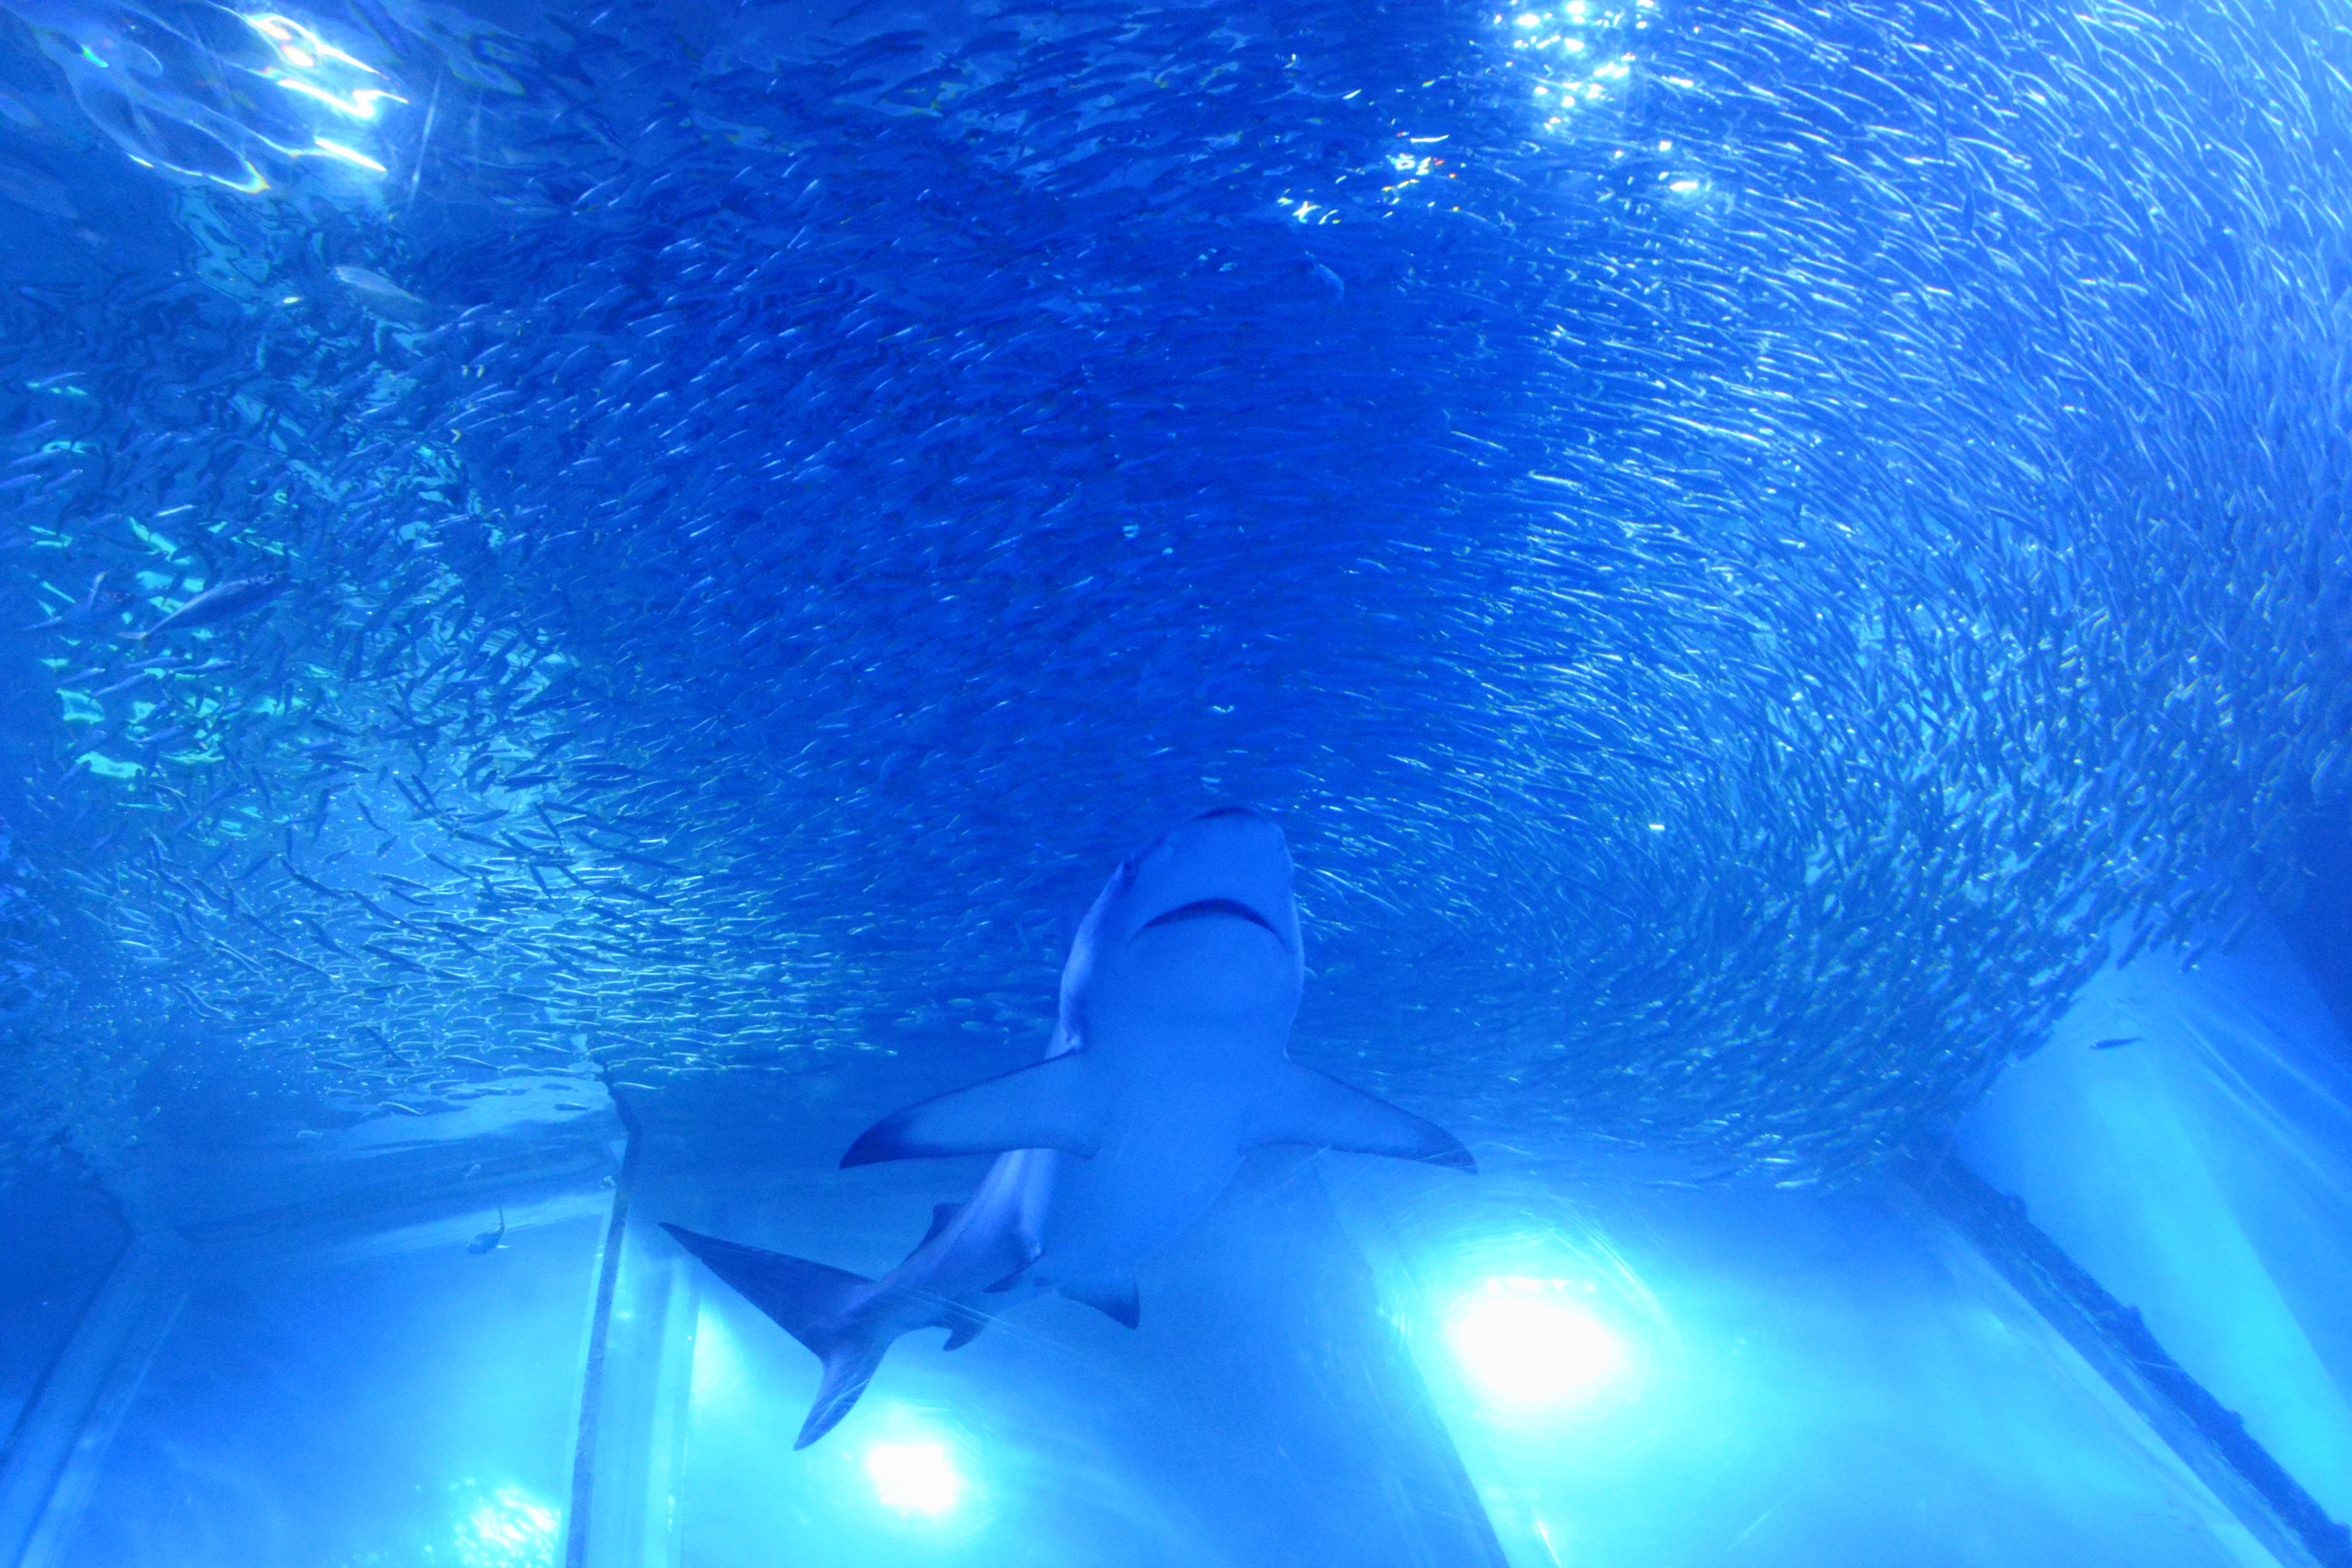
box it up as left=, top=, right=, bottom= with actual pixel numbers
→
left=863, top=1440, right=965, bottom=1517
left=1446, top=1275, right=1631, bottom=1411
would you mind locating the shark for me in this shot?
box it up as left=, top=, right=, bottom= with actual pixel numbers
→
left=663, top=807, right=1472, bottom=1448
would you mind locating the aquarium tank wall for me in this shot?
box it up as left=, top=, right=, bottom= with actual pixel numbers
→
left=0, top=0, right=2348, bottom=1562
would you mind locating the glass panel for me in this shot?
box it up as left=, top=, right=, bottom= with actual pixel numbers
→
left=1964, top=914, right=2352, bottom=1524
left=0, top=1172, right=124, bottom=1445
left=50, top=1210, right=606, bottom=1568
left=1329, top=1164, right=2284, bottom=1568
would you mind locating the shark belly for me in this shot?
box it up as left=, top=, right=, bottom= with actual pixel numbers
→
left=1019, top=1106, right=1251, bottom=1301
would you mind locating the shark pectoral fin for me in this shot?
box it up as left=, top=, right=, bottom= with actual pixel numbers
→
left=1061, top=1274, right=1141, bottom=1328
left=661, top=1223, right=873, bottom=1357
left=1247, top=1065, right=1477, bottom=1173
left=841, top=1054, right=1103, bottom=1168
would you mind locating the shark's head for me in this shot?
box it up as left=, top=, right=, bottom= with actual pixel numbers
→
left=1113, top=807, right=1302, bottom=954
left=1059, top=808, right=1304, bottom=1048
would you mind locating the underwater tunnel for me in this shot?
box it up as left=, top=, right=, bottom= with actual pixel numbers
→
left=2, top=0, right=2352, bottom=1562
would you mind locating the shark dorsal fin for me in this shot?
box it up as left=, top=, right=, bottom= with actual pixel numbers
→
left=841, top=1054, right=1104, bottom=1167
left=920, top=1202, right=962, bottom=1247
left=1243, top=1063, right=1477, bottom=1172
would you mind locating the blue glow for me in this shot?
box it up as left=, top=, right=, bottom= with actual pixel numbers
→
left=1446, top=1275, right=1632, bottom=1411
left=687, top=1298, right=748, bottom=1408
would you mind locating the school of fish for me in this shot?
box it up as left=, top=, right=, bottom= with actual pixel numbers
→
left=0, top=0, right=2346, bottom=1184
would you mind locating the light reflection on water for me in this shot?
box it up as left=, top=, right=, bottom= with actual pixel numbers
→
left=0, top=0, right=403, bottom=190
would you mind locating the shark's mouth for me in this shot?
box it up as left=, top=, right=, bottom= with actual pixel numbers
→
left=1138, top=897, right=1280, bottom=939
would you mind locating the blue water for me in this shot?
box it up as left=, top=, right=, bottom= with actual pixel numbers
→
left=0, top=0, right=2350, bottom=1561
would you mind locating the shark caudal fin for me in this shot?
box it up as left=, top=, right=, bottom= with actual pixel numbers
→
left=661, top=1224, right=872, bottom=1355
left=796, top=1341, right=888, bottom=1449
left=661, top=1223, right=892, bottom=1447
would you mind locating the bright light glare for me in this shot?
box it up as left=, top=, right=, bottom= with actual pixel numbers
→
left=865, top=1441, right=965, bottom=1517
left=455, top=1485, right=558, bottom=1568
left=1446, top=1276, right=1630, bottom=1410
left=278, top=79, right=406, bottom=119
left=307, top=137, right=386, bottom=172
left=243, top=14, right=379, bottom=74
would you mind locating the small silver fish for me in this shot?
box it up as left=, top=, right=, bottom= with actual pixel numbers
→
left=334, top=266, right=439, bottom=324
left=132, top=574, right=289, bottom=641
left=24, top=572, right=131, bottom=631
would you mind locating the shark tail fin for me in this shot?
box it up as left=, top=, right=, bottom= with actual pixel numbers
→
left=661, top=1222, right=872, bottom=1359
left=663, top=1223, right=898, bottom=1448
left=796, top=1340, right=888, bottom=1449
